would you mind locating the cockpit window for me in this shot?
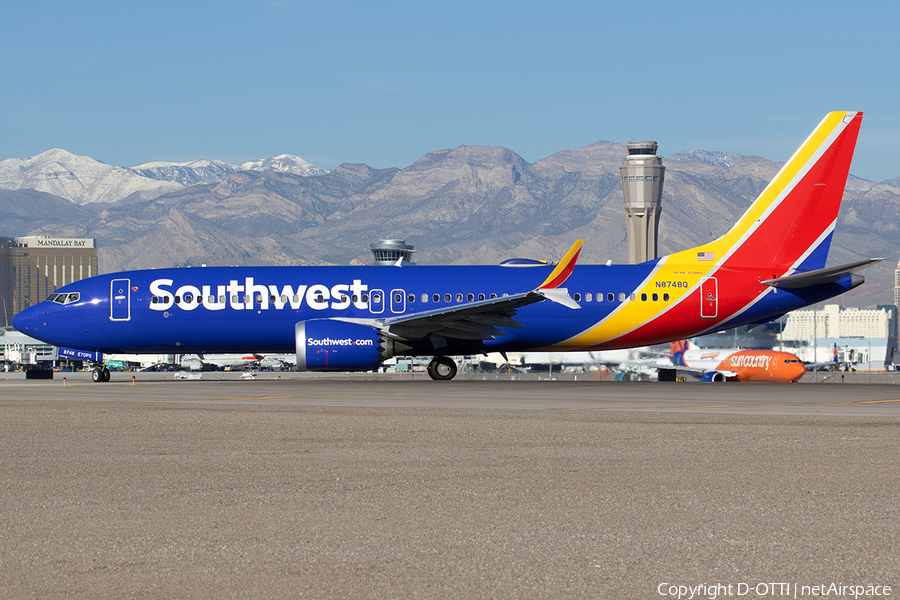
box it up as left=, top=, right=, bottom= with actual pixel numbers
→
left=46, top=292, right=80, bottom=304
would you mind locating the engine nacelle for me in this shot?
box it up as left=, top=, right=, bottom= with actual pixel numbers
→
left=700, top=371, right=728, bottom=382
left=296, top=319, right=399, bottom=372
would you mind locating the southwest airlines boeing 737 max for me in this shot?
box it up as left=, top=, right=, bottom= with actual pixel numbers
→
left=12, top=112, right=880, bottom=382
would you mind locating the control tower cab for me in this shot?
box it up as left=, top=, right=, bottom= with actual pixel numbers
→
left=369, top=239, right=416, bottom=265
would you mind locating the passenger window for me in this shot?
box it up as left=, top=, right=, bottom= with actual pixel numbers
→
left=444, top=293, right=451, bottom=302
left=433, top=294, right=439, bottom=303
left=618, top=293, right=626, bottom=302
left=608, top=293, right=615, bottom=302
left=421, top=293, right=428, bottom=303
left=467, top=293, right=474, bottom=302
left=641, top=293, right=647, bottom=301
left=574, top=293, right=581, bottom=301
left=663, top=293, right=670, bottom=301
left=585, top=293, right=592, bottom=302
left=362, top=294, right=369, bottom=302
left=630, top=293, right=636, bottom=301
left=456, top=293, right=463, bottom=302
left=478, top=293, right=485, bottom=301
left=490, top=293, right=497, bottom=299
left=232, top=295, right=239, bottom=304
left=652, top=293, right=658, bottom=301
left=280, top=295, right=287, bottom=303
left=394, top=293, right=402, bottom=303
left=408, top=293, right=415, bottom=303
left=175, top=296, right=181, bottom=304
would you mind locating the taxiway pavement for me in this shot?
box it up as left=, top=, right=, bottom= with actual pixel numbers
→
left=2, top=376, right=898, bottom=598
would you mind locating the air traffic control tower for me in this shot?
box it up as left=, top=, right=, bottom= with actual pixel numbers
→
left=620, top=141, right=665, bottom=264
left=369, top=239, right=416, bottom=265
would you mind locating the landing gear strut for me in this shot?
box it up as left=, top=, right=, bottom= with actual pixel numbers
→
left=427, top=356, right=458, bottom=381
left=91, top=365, right=111, bottom=383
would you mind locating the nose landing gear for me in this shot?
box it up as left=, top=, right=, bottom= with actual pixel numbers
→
left=427, top=356, right=458, bottom=381
left=91, top=365, right=111, bottom=383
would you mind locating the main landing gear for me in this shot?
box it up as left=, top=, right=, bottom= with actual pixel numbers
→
left=427, top=356, right=458, bottom=381
left=91, top=365, right=111, bottom=383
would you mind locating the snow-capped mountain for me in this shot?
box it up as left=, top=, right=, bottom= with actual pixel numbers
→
left=667, top=150, right=746, bottom=168
left=0, top=149, right=329, bottom=205
left=130, top=159, right=240, bottom=186
left=239, top=154, right=328, bottom=176
left=0, top=149, right=182, bottom=205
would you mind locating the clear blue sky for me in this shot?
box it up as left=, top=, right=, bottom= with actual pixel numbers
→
left=2, top=0, right=898, bottom=182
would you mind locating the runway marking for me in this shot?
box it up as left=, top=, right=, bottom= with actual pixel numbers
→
left=564, top=398, right=900, bottom=410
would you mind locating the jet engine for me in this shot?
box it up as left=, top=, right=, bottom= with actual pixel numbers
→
left=296, top=319, right=407, bottom=372
left=700, top=371, right=729, bottom=382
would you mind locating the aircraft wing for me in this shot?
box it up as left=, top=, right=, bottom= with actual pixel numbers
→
left=338, top=287, right=579, bottom=346
left=338, top=240, right=584, bottom=346
left=381, top=290, right=544, bottom=342
left=672, top=365, right=738, bottom=378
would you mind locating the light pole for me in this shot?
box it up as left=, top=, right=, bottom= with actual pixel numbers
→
left=814, top=305, right=818, bottom=383
left=867, top=339, right=872, bottom=384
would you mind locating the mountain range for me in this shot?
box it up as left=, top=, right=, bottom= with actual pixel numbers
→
left=1, top=145, right=898, bottom=309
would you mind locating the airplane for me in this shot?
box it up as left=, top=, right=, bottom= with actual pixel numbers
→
left=180, top=353, right=262, bottom=371
left=668, top=340, right=806, bottom=382
left=12, top=112, right=881, bottom=383
left=483, top=349, right=668, bottom=379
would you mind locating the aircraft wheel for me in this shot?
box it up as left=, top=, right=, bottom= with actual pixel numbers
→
left=428, top=357, right=457, bottom=381
left=92, top=368, right=104, bottom=383
left=102, top=367, right=111, bottom=382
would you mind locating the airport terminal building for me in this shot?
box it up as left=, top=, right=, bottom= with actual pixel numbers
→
left=0, top=236, right=98, bottom=326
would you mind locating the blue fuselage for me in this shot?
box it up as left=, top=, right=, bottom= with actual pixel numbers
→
left=12, top=262, right=853, bottom=357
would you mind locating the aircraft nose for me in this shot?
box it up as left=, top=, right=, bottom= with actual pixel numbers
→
left=12, top=305, right=39, bottom=335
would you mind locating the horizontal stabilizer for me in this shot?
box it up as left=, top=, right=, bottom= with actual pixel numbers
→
left=761, top=258, right=883, bottom=289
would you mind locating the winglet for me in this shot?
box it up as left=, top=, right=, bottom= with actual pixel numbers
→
left=538, top=240, right=583, bottom=289
left=538, top=287, right=581, bottom=309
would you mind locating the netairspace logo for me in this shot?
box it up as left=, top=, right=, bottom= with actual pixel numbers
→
left=657, top=582, right=892, bottom=599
